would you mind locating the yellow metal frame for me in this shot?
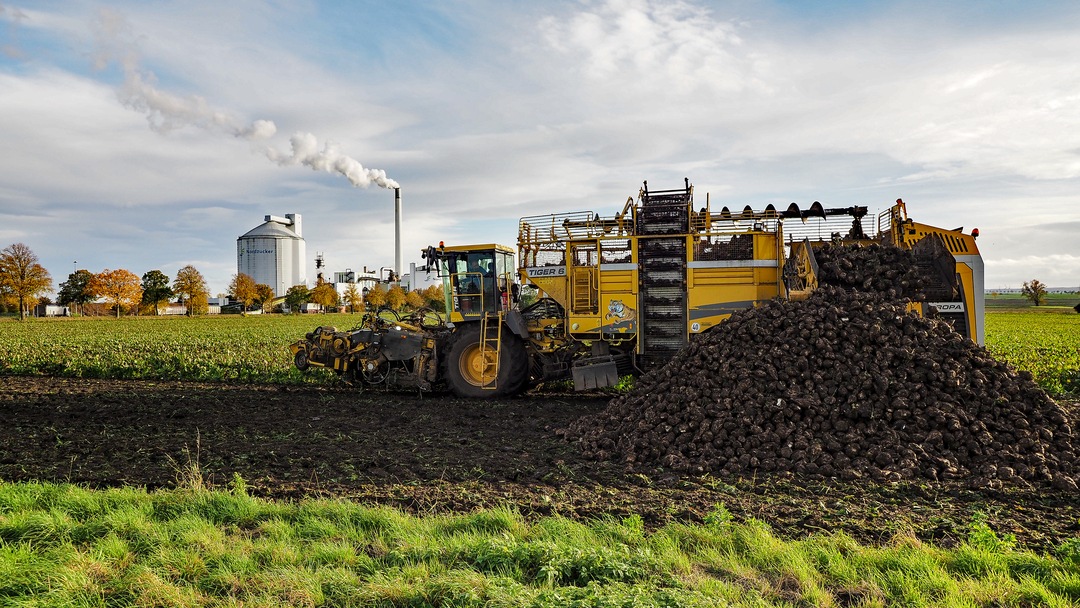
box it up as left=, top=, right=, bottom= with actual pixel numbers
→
left=518, top=193, right=789, bottom=343
left=517, top=192, right=984, bottom=348
left=878, top=201, right=984, bottom=343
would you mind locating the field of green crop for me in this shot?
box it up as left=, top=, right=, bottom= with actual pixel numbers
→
left=3, top=307, right=1079, bottom=395
left=0, top=314, right=351, bottom=384
left=985, top=309, right=1080, bottom=395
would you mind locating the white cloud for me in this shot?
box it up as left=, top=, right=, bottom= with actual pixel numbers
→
left=526, top=0, right=1080, bottom=186
left=1, top=0, right=1078, bottom=293
left=0, top=69, right=279, bottom=206
left=988, top=254, right=1080, bottom=289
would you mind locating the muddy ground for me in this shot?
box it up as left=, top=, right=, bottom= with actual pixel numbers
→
left=0, top=376, right=1077, bottom=553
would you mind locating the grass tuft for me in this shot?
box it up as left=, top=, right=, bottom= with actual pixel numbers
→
left=0, top=481, right=1077, bottom=606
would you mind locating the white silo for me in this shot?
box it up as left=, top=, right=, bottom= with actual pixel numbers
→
left=237, top=213, right=306, bottom=297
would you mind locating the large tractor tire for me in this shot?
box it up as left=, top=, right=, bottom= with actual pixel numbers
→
left=294, top=351, right=310, bottom=371
left=445, top=325, right=530, bottom=398
left=502, top=334, right=532, bottom=396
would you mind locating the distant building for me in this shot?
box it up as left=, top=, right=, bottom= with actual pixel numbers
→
left=402, top=262, right=443, bottom=292
left=162, top=304, right=222, bottom=315
left=34, top=304, right=69, bottom=317
left=237, top=213, right=306, bottom=297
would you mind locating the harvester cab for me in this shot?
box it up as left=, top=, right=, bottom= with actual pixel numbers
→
left=433, top=244, right=517, bottom=322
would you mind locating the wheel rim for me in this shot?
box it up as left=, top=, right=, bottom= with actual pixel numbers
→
left=458, top=343, right=497, bottom=387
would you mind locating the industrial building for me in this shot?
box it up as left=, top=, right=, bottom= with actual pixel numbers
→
left=237, top=213, right=306, bottom=297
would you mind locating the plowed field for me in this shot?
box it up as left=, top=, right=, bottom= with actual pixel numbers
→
left=1, top=376, right=1077, bottom=552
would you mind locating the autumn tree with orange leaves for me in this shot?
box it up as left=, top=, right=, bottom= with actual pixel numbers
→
left=421, top=284, right=446, bottom=312
left=364, top=283, right=387, bottom=310
left=386, top=284, right=407, bottom=311
left=254, top=283, right=275, bottom=312
left=0, top=243, right=53, bottom=320
left=228, top=273, right=259, bottom=314
left=309, top=281, right=340, bottom=310
left=173, top=265, right=209, bottom=316
left=405, top=288, right=426, bottom=310
left=89, top=269, right=143, bottom=318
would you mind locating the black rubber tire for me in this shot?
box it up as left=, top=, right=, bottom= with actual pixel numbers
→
left=501, top=334, right=532, bottom=396
left=294, top=351, right=310, bottom=371
left=444, top=324, right=523, bottom=399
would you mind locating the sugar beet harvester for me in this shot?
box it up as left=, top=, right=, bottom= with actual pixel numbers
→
left=290, top=179, right=984, bottom=398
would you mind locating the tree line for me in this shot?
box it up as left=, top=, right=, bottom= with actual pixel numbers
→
left=1, top=242, right=446, bottom=319
left=0, top=241, right=217, bottom=319
left=282, top=278, right=444, bottom=315
left=52, top=265, right=216, bottom=318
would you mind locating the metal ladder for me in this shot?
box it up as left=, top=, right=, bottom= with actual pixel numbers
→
left=571, top=267, right=596, bottom=313
left=478, top=312, right=503, bottom=390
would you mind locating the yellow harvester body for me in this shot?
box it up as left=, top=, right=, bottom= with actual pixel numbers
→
left=291, top=179, right=983, bottom=397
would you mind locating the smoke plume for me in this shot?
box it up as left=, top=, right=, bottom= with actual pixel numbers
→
left=119, top=70, right=275, bottom=141
left=93, top=7, right=397, bottom=189
left=1, top=2, right=28, bottom=59
left=265, top=132, right=399, bottom=189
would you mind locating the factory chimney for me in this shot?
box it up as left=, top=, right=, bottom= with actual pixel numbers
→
left=394, top=187, right=402, bottom=281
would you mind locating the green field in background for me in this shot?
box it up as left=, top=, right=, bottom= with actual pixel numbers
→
left=2, top=307, right=1079, bottom=394
left=985, top=291, right=1079, bottom=310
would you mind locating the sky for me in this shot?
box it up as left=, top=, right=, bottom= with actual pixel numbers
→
left=1, top=0, right=1079, bottom=295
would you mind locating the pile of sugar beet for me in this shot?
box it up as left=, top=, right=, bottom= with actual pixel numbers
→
left=566, top=243, right=1078, bottom=489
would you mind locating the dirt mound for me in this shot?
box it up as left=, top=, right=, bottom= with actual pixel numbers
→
left=566, top=287, right=1077, bottom=489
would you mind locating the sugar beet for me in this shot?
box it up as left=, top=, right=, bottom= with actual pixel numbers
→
left=566, top=285, right=1077, bottom=489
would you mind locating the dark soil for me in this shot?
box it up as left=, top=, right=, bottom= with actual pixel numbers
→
left=1, top=376, right=1077, bottom=553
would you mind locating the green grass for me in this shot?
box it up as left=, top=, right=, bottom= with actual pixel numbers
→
left=0, top=480, right=1077, bottom=607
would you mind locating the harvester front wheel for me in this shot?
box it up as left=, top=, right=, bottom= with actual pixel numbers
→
left=444, top=326, right=528, bottom=398
left=294, top=351, right=310, bottom=371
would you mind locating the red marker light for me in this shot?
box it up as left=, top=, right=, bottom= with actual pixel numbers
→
left=439, top=240, right=445, bottom=248
left=971, top=228, right=980, bottom=238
